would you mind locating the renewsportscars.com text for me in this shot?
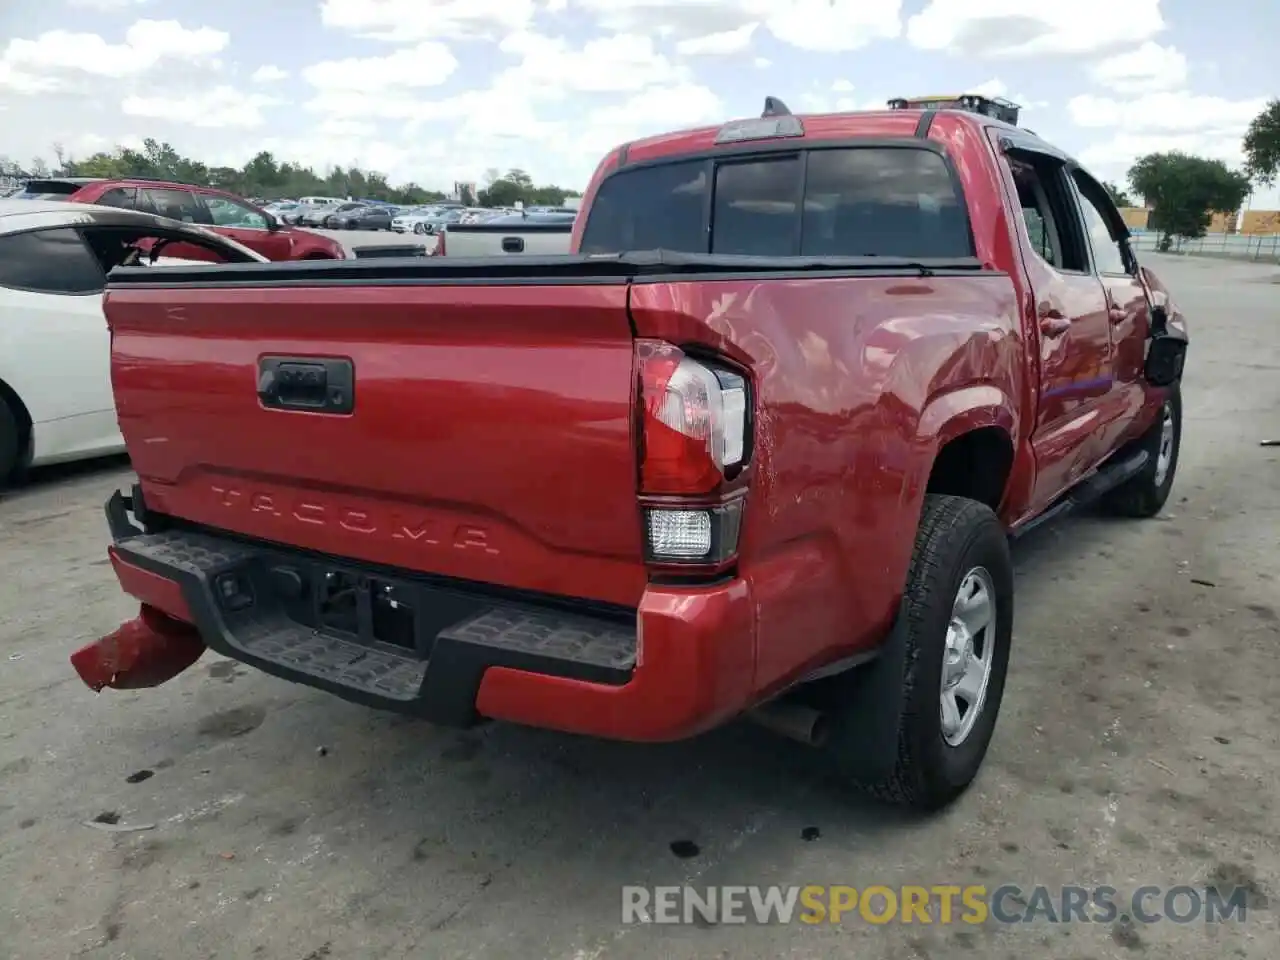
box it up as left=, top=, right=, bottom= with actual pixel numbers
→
left=621, top=884, right=1252, bottom=926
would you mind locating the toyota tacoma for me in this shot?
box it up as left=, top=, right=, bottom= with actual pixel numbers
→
left=73, top=94, right=1188, bottom=811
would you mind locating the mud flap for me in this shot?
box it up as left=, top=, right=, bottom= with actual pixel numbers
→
left=70, top=604, right=206, bottom=692
left=824, top=601, right=910, bottom=782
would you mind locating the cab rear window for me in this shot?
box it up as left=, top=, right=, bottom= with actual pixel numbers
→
left=579, top=146, right=973, bottom=259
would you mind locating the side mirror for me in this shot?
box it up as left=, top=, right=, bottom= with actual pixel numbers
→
left=265, top=214, right=281, bottom=232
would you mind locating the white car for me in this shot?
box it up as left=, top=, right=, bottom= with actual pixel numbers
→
left=0, top=199, right=267, bottom=482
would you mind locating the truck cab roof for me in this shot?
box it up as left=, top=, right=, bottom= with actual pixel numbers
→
left=607, top=99, right=1056, bottom=171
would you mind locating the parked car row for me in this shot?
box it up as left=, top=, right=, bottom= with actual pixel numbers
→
left=13, top=177, right=347, bottom=261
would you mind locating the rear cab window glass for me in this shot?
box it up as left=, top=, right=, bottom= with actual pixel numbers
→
left=580, top=147, right=972, bottom=258
left=0, top=228, right=105, bottom=294
left=580, top=160, right=707, bottom=254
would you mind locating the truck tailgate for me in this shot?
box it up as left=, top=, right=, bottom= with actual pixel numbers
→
left=103, top=281, right=646, bottom=608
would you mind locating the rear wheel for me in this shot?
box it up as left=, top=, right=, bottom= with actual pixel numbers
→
left=0, top=399, right=21, bottom=484
left=1100, top=384, right=1182, bottom=518
left=824, top=495, right=1014, bottom=811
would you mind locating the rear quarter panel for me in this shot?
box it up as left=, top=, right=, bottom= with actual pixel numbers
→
left=630, top=273, right=1024, bottom=694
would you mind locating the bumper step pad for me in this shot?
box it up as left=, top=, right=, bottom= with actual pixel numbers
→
left=109, top=525, right=636, bottom=721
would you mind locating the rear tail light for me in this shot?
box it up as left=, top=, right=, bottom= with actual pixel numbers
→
left=635, top=340, right=750, bottom=565
left=636, top=340, right=747, bottom=495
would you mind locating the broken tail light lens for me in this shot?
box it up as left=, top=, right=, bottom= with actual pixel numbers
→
left=635, top=340, right=748, bottom=495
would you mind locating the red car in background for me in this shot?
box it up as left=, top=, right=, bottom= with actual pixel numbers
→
left=16, top=177, right=347, bottom=262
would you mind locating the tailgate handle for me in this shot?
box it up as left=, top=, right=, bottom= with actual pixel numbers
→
left=258, top=357, right=354, bottom=414
left=502, top=236, right=524, bottom=253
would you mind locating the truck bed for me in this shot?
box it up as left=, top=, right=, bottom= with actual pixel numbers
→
left=103, top=250, right=995, bottom=617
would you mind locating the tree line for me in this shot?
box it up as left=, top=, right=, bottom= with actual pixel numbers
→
left=0, top=139, right=580, bottom=209
left=1103, top=98, right=1279, bottom=245
left=2, top=97, right=1277, bottom=240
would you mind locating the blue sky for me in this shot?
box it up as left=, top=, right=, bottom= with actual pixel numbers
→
left=1, top=0, right=1276, bottom=207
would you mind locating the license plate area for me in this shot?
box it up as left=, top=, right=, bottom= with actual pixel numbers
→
left=315, top=570, right=419, bottom=653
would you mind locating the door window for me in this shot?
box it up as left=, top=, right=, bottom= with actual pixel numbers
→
left=1004, top=154, right=1088, bottom=273
left=204, top=196, right=268, bottom=229
left=97, top=187, right=137, bottom=210
left=1071, top=173, right=1130, bottom=276
left=141, top=188, right=212, bottom=225
left=0, top=228, right=105, bottom=294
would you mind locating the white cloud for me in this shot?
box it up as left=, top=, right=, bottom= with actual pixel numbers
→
left=1067, top=91, right=1267, bottom=132
left=1089, top=42, right=1187, bottom=94
left=66, top=0, right=151, bottom=9
left=0, top=20, right=227, bottom=90
left=571, top=0, right=902, bottom=51
left=302, top=42, right=457, bottom=95
left=251, top=64, right=289, bottom=83
left=753, top=56, right=771, bottom=67
left=832, top=79, right=855, bottom=92
left=907, top=0, right=1165, bottom=57
left=1078, top=132, right=1247, bottom=173
left=676, top=22, right=757, bottom=55
left=122, top=87, right=283, bottom=128
left=319, top=0, right=538, bottom=41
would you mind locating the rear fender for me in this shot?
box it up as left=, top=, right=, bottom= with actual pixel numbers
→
left=910, top=384, right=1024, bottom=526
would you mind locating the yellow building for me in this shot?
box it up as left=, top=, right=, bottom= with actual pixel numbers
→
left=1118, top=206, right=1150, bottom=230
left=1241, top=210, right=1280, bottom=235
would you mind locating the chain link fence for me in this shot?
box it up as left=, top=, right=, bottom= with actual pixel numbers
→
left=1130, top=231, right=1280, bottom=263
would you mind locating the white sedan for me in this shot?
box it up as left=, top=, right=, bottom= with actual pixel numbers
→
left=0, top=199, right=267, bottom=482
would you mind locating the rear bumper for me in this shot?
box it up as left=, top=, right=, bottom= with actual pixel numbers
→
left=95, top=491, right=756, bottom=741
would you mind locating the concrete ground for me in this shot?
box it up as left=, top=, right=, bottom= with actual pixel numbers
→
left=1, top=254, right=1277, bottom=960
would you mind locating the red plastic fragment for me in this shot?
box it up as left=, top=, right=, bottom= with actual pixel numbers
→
left=70, top=604, right=206, bottom=692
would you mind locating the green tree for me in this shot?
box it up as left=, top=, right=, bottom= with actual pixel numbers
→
left=50, top=140, right=561, bottom=207
left=1127, top=151, right=1252, bottom=244
left=1242, top=98, right=1280, bottom=187
left=1102, top=180, right=1133, bottom=207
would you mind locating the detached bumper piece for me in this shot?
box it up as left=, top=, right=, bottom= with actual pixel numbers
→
left=70, top=605, right=206, bottom=692
left=101, top=526, right=637, bottom=727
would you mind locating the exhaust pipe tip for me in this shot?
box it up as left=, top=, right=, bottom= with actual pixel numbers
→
left=746, top=701, right=830, bottom=748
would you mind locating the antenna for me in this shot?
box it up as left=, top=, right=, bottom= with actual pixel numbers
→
left=761, top=96, right=792, bottom=118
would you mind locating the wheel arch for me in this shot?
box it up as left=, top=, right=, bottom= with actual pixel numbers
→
left=916, top=385, right=1019, bottom=514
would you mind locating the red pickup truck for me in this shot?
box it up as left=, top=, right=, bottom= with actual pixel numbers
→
left=73, top=95, right=1188, bottom=811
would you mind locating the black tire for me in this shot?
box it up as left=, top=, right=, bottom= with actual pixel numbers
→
left=826, top=495, right=1014, bottom=812
left=0, top=399, right=19, bottom=484
left=1100, top=384, right=1182, bottom=518
left=413, top=222, right=426, bottom=235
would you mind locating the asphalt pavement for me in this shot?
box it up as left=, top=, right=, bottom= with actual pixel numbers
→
left=0, top=254, right=1277, bottom=960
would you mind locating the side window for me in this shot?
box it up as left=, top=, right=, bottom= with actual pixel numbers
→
left=1071, top=173, right=1129, bottom=275
left=712, top=156, right=800, bottom=256
left=1004, top=154, right=1088, bottom=273
left=579, top=160, right=708, bottom=254
left=801, top=148, right=973, bottom=258
left=97, top=187, right=137, bottom=210
left=142, top=188, right=213, bottom=225
left=0, top=228, right=105, bottom=295
left=205, top=196, right=267, bottom=229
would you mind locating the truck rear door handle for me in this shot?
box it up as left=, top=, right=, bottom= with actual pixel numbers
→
left=1039, top=315, right=1071, bottom=337
left=501, top=236, right=524, bottom=253
left=258, top=357, right=355, bottom=414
